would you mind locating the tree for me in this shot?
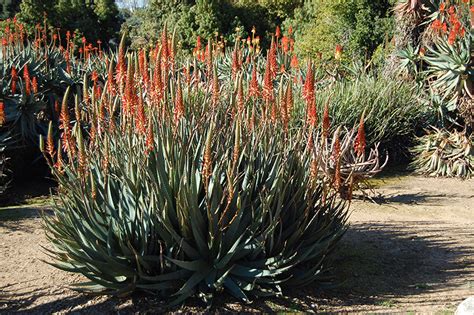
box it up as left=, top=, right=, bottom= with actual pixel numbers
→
left=286, top=0, right=395, bottom=60
left=95, top=0, right=121, bottom=40
left=1, top=0, right=21, bottom=19
left=17, top=0, right=121, bottom=44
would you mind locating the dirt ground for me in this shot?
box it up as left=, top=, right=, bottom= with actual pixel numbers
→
left=0, top=176, right=473, bottom=314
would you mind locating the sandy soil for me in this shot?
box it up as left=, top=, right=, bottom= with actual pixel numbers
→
left=0, top=176, right=473, bottom=314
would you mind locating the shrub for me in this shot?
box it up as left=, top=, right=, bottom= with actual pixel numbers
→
left=286, top=0, right=395, bottom=60
left=17, top=0, right=121, bottom=45
left=44, top=110, right=349, bottom=304
left=293, top=69, right=432, bottom=153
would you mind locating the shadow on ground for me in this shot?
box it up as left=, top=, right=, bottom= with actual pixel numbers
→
left=1, top=221, right=472, bottom=313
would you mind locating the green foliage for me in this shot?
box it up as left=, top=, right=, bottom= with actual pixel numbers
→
left=304, top=70, right=431, bottom=151
left=17, top=0, right=121, bottom=44
left=287, top=0, right=395, bottom=60
left=235, top=0, right=303, bottom=20
left=0, top=0, right=21, bottom=19
left=123, top=0, right=283, bottom=50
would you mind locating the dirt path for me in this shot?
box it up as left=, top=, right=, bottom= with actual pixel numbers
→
left=0, top=176, right=473, bottom=313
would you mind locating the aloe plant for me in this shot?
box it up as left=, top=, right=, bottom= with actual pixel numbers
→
left=43, top=109, right=349, bottom=305
left=410, top=127, right=473, bottom=178
left=39, top=27, right=392, bottom=306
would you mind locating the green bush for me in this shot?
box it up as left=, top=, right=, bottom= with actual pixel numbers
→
left=286, top=0, right=395, bottom=60
left=293, top=70, right=432, bottom=152
left=123, top=0, right=289, bottom=50
left=17, top=0, right=121, bottom=44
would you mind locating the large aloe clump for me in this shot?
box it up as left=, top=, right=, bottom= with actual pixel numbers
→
left=43, top=112, right=348, bottom=304
left=40, top=28, right=388, bottom=305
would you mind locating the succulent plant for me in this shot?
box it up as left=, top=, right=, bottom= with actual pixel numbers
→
left=40, top=28, right=389, bottom=306
left=410, top=127, right=473, bottom=178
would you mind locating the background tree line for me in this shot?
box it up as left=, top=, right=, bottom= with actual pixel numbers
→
left=1, top=0, right=396, bottom=59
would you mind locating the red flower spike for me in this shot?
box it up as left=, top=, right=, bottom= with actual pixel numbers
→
left=269, top=38, right=277, bottom=78
left=275, top=26, right=281, bottom=39
left=136, top=92, right=147, bottom=135
left=46, top=121, right=55, bottom=157
left=262, top=52, right=274, bottom=103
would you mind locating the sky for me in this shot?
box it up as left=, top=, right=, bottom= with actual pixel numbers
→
left=115, top=0, right=148, bottom=9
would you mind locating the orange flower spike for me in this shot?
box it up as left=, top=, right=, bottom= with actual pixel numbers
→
left=236, top=74, right=244, bottom=115
left=32, top=77, right=38, bottom=94
left=54, top=140, right=64, bottom=174
left=46, top=121, right=55, bottom=157
left=286, top=80, right=293, bottom=117
left=249, top=63, right=260, bottom=99
left=11, top=67, right=18, bottom=94
left=0, top=101, right=5, bottom=125
left=269, top=38, right=278, bottom=78
left=136, top=88, right=147, bottom=135
left=212, top=67, right=219, bottom=108
left=307, top=99, right=317, bottom=128
left=231, top=43, right=240, bottom=80
left=304, top=61, right=317, bottom=127
left=275, top=26, right=281, bottom=39
left=174, top=77, right=184, bottom=125
left=290, top=55, right=299, bottom=70
left=23, top=65, right=31, bottom=96
left=145, top=119, right=154, bottom=154
left=335, top=44, right=343, bottom=61
left=202, top=124, right=214, bottom=189
left=262, top=53, right=273, bottom=103
left=354, top=113, right=366, bottom=157
left=303, top=60, right=314, bottom=102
